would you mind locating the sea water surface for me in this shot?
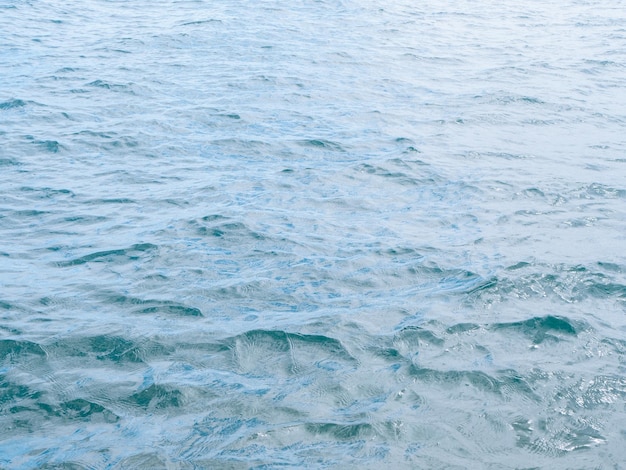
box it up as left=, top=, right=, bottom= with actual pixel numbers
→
left=1, top=0, right=626, bottom=468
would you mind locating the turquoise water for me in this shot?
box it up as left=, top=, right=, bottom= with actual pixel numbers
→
left=1, top=0, right=626, bottom=467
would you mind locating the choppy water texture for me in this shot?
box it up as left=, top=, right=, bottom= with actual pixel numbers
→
left=1, top=0, right=626, bottom=468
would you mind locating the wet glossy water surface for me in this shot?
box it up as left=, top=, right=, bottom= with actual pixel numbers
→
left=1, top=0, right=626, bottom=468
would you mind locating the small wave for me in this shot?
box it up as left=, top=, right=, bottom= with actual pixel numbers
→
left=19, top=186, right=75, bottom=200
left=470, top=262, right=626, bottom=305
left=296, top=139, right=345, bottom=151
left=394, top=326, right=445, bottom=348
left=305, top=421, right=375, bottom=440
left=188, top=217, right=266, bottom=241
left=55, top=214, right=108, bottom=226
left=0, top=339, right=46, bottom=362
left=352, top=161, right=438, bottom=187
left=596, top=261, right=623, bottom=273
left=519, top=419, right=606, bottom=456
left=11, top=209, right=50, bottom=218
left=407, top=366, right=539, bottom=400
left=32, top=139, right=61, bottom=153
left=97, top=292, right=204, bottom=317
left=489, top=315, right=580, bottom=344
left=445, top=322, right=480, bottom=334
left=0, top=98, right=26, bottom=110
left=409, top=367, right=499, bottom=392
left=465, top=150, right=535, bottom=160
left=64, top=335, right=143, bottom=363
left=85, top=198, right=136, bottom=204
left=86, top=80, right=136, bottom=94
left=115, top=453, right=173, bottom=469
left=137, top=304, right=203, bottom=317
left=55, top=243, right=157, bottom=267
left=582, top=182, right=626, bottom=199
left=55, top=67, right=79, bottom=73
left=56, top=398, right=119, bottom=423
left=208, top=222, right=265, bottom=240
left=0, top=158, right=21, bottom=167
left=475, top=92, right=546, bottom=105
left=224, top=329, right=356, bottom=377
left=127, top=383, right=184, bottom=411
left=180, top=19, right=223, bottom=26
left=439, top=272, right=497, bottom=295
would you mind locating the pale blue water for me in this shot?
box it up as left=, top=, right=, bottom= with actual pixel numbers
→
left=1, top=0, right=626, bottom=468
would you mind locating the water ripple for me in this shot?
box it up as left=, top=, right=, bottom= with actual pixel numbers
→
left=1, top=0, right=626, bottom=467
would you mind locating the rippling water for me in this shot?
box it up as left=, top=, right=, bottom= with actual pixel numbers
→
left=1, top=0, right=626, bottom=467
